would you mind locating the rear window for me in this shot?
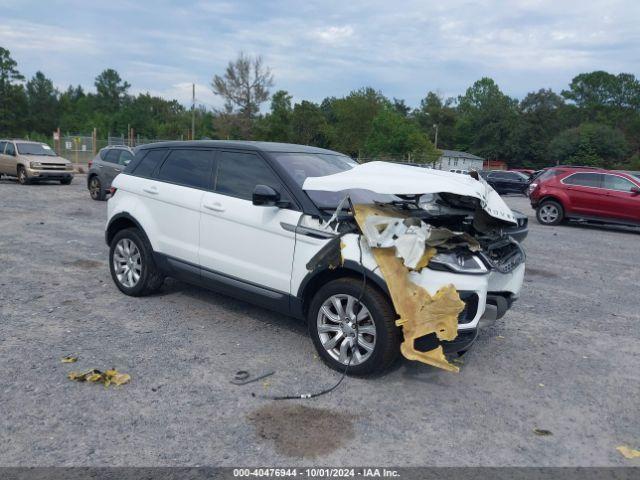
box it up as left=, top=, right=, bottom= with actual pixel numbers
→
left=563, top=172, right=603, bottom=188
left=104, top=149, right=121, bottom=164
left=603, top=174, right=637, bottom=192
left=156, top=149, right=214, bottom=189
left=132, top=149, right=167, bottom=178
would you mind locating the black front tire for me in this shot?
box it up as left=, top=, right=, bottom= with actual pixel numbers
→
left=308, top=278, right=401, bottom=376
left=109, top=228, right=164, bottom=296
left=61, top=178, right=72, bottom=185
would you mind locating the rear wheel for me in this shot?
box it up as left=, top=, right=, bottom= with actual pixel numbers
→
left=536, top=200, right=564, bottom=225
left=308, top=278, right=401, bottom=376
left=88, top=176, right=104, bottom=200
left=17, top=166, right=30, bottom=185
left=109, top=228, right=164, bottom=296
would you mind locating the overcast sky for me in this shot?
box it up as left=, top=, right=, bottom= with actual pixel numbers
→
left=1, top=0, right=638, bottom=109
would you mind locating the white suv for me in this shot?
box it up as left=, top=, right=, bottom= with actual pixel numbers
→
left=106, top=141, right=526, bottom=375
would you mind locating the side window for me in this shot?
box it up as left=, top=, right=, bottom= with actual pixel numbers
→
left=603, top=175, right=636, bottom=192
left=104, top=149, right=120, bottom=164
left=156, top=149, right=214, bottom=189
left=0, top=141, right=6, bottom=154
left=99, top=149, right=108, bottom=160
left=118, top=150, right=134, bottom=166
left=215, top=151, right=285, bottom=201
left=132, top=149, right=167, bottom=178
left=5, top=143, right=15, bottom=156
left=563, top=173, right=603, bottom=188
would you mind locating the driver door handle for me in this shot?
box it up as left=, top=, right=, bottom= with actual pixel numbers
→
left=143, top=186, right=159, bottom=195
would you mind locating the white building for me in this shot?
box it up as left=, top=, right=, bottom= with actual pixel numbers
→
left=435, top=149, right=484, bottom=172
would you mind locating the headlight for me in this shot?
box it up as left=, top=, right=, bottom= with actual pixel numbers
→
left=428, top=252, right=488, bottom=274
left=30, top=162, right=42, bottom=168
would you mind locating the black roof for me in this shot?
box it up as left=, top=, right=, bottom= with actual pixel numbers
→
left=137, top=140, right=342, bottom=155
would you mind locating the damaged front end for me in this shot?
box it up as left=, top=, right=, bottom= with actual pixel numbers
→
left=302, top=162, right=526, bottom=372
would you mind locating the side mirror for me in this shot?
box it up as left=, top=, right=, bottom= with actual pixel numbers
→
left=631, top=186, right=640, bottom=196
left=252, top=184, right=280, bottom=206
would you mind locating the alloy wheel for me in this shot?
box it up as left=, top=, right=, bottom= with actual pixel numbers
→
left=89, top=177, right=101, bottom=199
left=113, top=238, right=142, bottom=288
left=317, top=294, right=376, bottom=366
left=539, top=204, right=559, bottom=224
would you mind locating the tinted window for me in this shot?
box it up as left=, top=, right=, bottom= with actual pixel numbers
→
left=5, top=143, right=15, bottom=155
left=104, top=149, right=121, bottom=164
left=563, top=173, right=603, bottom=188
left=0, top=141, right=6, bottom=154
left=118, top=150, right=134, bottom=166
left=603, top=175, right=637, bottom=192
left=215, top=151, right=283, bottom=200
left=491, top=172, right=518, bottom=180
left=133, top=149, right=167, bottom=178
left=156, top=149, right=213, bottom=189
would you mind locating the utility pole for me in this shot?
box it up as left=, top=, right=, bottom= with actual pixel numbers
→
left=433, top=124, right=439, bottom=149
left=191, top=83, right=195, bottom=140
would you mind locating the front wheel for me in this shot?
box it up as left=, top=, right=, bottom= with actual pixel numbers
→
left=17, top=166, right=30, bottom=185
left=536, top=200, right=564, bottom=225
left=109, top=228, right=164, bottom=296
left=61, top=178, right=72, bottom=185
left=308, top=278, right=401, bottom=376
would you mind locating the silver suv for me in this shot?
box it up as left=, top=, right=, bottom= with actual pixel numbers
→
left=0, top=139, right=74, bottom=184
left=87, top=145, right=134, bottom=200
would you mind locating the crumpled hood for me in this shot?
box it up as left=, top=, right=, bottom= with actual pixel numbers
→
left=21, top=154, right=70, bottom=165
left=302, top=161, right=517, bottom=224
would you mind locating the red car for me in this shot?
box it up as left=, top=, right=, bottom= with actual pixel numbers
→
left=529, top=167, right=640, bottom=226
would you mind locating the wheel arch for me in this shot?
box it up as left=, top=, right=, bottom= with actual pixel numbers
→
left=105, top=213, right=149, bottom=247
left=297, top=260, right=391, bottom=319
left=538, top=194, right=566, bottom=211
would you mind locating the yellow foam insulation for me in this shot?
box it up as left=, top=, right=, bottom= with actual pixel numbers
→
left=353, top=204, right=465, bottom=372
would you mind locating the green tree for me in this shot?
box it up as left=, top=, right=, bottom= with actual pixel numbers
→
left=258, top=90, right=292, bottom=142
left=455, top=77, right=518, bottom=160
left=365, top=109, right=438, bottom=161
left=0, top=47, right=27, bottom=136
left=290, top=100, right=327, bottom=146
left=413, top=92, right=456, bottom=149
left=94, top=69, right=130, bottom=113
left=548, top=123, right=629, bottom=167
left=26, top=71, right=59, bottom=134
left=328, top=87, right=388, bottom=157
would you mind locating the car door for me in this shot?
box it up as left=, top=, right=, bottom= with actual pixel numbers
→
left=126, top=148, right=213, bottom=266
left=487, top=172, right=507, bottom=193
left=199, top=150, right=301, bottom=294
left=101, top=149, right=124, bottom=186
left=3, top=142, right=18, bottom=174
left=600, top=174, right=640, bottom=223
left=561, top=172, right=605, bottom=216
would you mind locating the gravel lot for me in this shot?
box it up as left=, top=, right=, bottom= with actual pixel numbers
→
left=0, top=175, right=638, bottom=467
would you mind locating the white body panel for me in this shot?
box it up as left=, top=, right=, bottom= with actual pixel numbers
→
left=111, top=174, right=203, bottom=265
left=199, top=190, right=301, bottom=293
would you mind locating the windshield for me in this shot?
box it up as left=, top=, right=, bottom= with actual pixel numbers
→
left=16, top=143, right=56, bottom=156
left=272, top=152, right=400, bottom=210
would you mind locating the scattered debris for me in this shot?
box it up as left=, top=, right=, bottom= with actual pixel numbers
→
left=617, top=446, right=640, bottom=459
left=61, top=355, right=78, bottom=363
left=67, top=369, right=131, bottom=387
left=231, top=369, right=275, bottom=385
left=533, top=428, right=553, bottom=436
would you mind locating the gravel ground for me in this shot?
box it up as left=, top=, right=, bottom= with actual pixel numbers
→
left=0, top=175, right=638, bottom=467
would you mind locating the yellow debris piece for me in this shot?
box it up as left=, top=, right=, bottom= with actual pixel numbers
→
left=61, top=355, right=78, bottom=363
left=353, top=204, right=465, bottom=372
left=617, top=445, right=640, bottom=459
left=67, top=368, right=131, bottom=387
